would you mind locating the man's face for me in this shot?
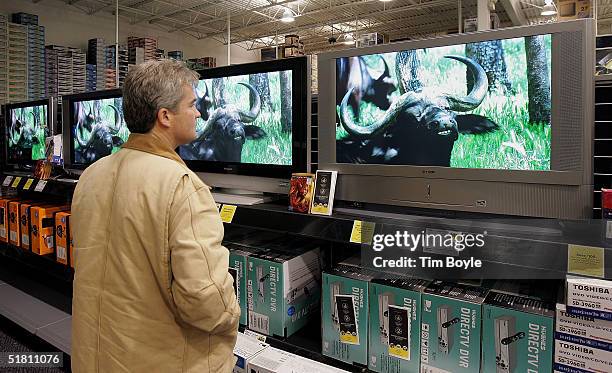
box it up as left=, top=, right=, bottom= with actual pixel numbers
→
left=171, top=84, right=201, bottom=146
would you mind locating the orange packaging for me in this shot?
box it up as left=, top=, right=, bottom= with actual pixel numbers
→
left=31, top=205, right=70, bottom=255
left=0, top=197, right=19, bottom=243
left=19, top=202, right=33, bottom=250
left=55, top=212, right=71, bottom=265
left=8, top=201, right=23, bottom=247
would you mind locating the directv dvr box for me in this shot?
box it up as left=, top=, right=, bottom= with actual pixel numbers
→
left=482, top=290, right=555, bottom=373
left=322, top=265, right=376, bottom=367
left=228, top=242, right=263, bottom=325
left=368, top=278, right=429, bottom=373
left=420, top=281, right=489, bottom=373
left=232, top=332, right=268, bottom=373
left=246, top=239, right=321, bottom=338
left=566, top=276, right=612, bottom=321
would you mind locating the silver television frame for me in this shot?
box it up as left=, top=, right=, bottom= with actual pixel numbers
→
left=317, top=20, right=594, bottom=219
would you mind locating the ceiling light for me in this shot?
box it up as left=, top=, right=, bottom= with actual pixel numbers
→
left=541, top=0, right=557, bottom=16
left=380, top=0, right=393, bottom=2
left=281, top=8, right=295, bottom=23
left=343, top=34, right=354, bottom=45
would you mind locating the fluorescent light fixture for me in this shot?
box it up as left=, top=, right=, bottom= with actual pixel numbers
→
left=281, top=8, right=295, bottom=23
left=541, top=0, right=557, bottom=16
left=380, top=0, right=393, bottom=2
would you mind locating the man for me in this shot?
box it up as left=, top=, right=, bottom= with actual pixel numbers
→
left=71, top=60, right=240, bottom=373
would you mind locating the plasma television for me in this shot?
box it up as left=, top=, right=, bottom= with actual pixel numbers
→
left=317, top=19, right=594, bottom=219
left=178, top=56, right=310, bottom=194
left=4, top=97, right=56, bottom=171
left=62, top=89, right=129, bottom=170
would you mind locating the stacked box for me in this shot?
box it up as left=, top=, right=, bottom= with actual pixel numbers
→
left=19, top=202, right=33, bottom=250
left=0, top=197, right=20, bottom=242
left=186, top=57, right=216, bottom=70
left=420, top=281, right=489, bottom=373
left=105, top=45, right=128, bottom=87
left=0, top=14, right=8, bottom=105
left=70, top=48, right=86, bottom=93
left=228, top=243, right=262, bottom=326
left=128, top=46, right=144, bottom=65
left=233, top=332, right=269, bottom=373
left=8, top=22, right=27, bottom=103
left=127, top=36, right=157, bottom=61
left=26, top=25, right=45, bottom=99
left=246, top=239, right=321, bottom=338
left=368, top=278, right=429, bottom=373
left=555, top=303, right=612, bottom=373
left=167, top=50, right=183, bottom=61
left=105, top=68, right=116, bottom=89
left=8, top=200, right=22, bottom=247
left=86, top=64, right=96, bottom=91
left=46, top=45, right=74, bottom=97
left=87, top=38, right=106, bottom=89
left=248, top=346, right=350, bottom=373
left=322, top=265, right=375, bottom=367
left=566, top=276, right=612, bottom=321
left=11, top=13, right=38, bottom=26
left=482, top=287, right=556, bottom=373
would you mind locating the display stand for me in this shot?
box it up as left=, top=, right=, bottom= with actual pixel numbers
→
left=211, top=188, right=277, bottom=205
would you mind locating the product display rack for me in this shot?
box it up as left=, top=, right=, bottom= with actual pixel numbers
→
left=594, top=76, right=612, bottom=218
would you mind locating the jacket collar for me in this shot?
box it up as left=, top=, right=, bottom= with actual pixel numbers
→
left=122, top=132, right=186, bottom=166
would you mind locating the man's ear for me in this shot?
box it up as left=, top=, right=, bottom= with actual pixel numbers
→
left=157, top=108, right=172, bottom=128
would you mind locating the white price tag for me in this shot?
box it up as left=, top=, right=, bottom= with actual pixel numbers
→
left=2, top=176, right=13, bottom=187
left=0, top=227, right=6, bottom=239
left=607, top=221, right=612, bottom=239
left=21, top=234, right=29, bottom=246
left=34, top=180, right=47, bottom=192
left=9, top=230, right=17, bottom=243
left=57, top=246, right=66, bottom=260
left=45, top=236, right=54, bottom=249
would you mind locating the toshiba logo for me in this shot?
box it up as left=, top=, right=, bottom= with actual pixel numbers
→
left=573, top=284, right=610, bottom=294
left=559, top=343, right=594, bottom=354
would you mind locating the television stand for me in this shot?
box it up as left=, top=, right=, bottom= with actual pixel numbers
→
left=211, top=191, right=276, bottom=206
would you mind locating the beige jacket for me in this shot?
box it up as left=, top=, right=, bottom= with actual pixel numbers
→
left=71, top=132, right=240, bottom=373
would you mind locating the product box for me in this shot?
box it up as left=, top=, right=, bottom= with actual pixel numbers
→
left=19, top=202, right=37, bottom=250
left=322, top=265, right=375, bottom=366
left=0, top=197, right=18, bottom=243
left=30, top=204, right=69, bottom=255
left=368, top=278, right=429, bottom=373
left=228, top=242, right=263, bottom=325
left=55, top=212, right=71, bottom=265
left=420, top=281, right=489, bottom=373
left=246, top=240, right=321, bottom=338
left=556, top=303, right=612, bottom=345
left=566, top=276, right=612, bottom=321
left=288, top=173, right=315, bottom=213
left=482, top=290, right=555, bottom=373
left=8, top=200, right=23, bottom=247
left=554, top=337, right=612, bottom=373
left=248, top=346, right=349, bottom=373
left=233, top=332, right=269, bottom=373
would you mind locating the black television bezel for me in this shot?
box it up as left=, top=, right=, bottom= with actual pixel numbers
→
left=181, top=56, right=308, bottom=179
left=62, top=88, right=123, bottom=170
left=4, top=98, right=54, bottom=171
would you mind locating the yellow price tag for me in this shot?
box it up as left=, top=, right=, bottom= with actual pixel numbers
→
left=22, top=179, right=34, bottom=190
left=11, top=177, right=22, bottom=188
left=219, top=204, right=237, bottom=224
left=389, top=344, right=410, bottom=360
left=568, top=244, right=605, bottom=278
left=350, top=220, right=375, bottom=244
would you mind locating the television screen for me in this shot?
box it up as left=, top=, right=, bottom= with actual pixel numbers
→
left=72, top=97, right=130, bottom=165
left=335, top=35, right=552, bottom=171
left=179, top=70, right=293, bottom=166
left=7, top=104, right=48, bottom=165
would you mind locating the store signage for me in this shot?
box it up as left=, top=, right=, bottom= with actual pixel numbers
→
left=568, top=244, right=605, bottom=278
left=220, top=204, right=237, bottom=223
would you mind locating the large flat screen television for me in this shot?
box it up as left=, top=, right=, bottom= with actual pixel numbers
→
left=317, top=20, right=594, bottom=219
left=4, top=98, right=56, bottom=171
left=178, top=57, right=310, bottom=194
left=62, top=89, right=129, bottom=170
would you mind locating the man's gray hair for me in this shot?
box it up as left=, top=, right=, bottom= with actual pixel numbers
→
left=122, top=59, right=200, bottom=133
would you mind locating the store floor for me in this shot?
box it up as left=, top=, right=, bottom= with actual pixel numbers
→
left=0, top=316, right=70, bottom=372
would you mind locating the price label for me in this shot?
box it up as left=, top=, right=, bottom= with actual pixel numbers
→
left=219, top=205, right=237, bottom=224
left=2, top=176, right=13, bottom=187
left=34, top=180, right=47, bottom=192
left=350, top=220, right=375, bottom=244
left=11, top=177, right=22, bottom=188
left=568, top=244, right=605, bottom=278
left=22, top=179, right=34, bottom=190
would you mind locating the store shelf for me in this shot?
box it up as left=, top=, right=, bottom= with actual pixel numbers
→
left=1, top=172, right=78, bottom=197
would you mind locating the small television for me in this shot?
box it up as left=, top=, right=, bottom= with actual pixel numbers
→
left=62, top=89, right=129, bottom=170
left=4, top=97, right=56, bottom=171
left=178, top=57, right=310, bottom=195
left=317, top=19, right=594, bottom=219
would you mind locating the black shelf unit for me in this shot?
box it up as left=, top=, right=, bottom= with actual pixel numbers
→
left=594, top=79, right=612, bottom=218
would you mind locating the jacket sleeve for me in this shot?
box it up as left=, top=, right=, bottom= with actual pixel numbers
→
left=167, top=175, right=240, bottom=334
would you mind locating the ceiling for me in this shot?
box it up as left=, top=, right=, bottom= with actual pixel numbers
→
left=57, top=0, right=608, bottom=53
